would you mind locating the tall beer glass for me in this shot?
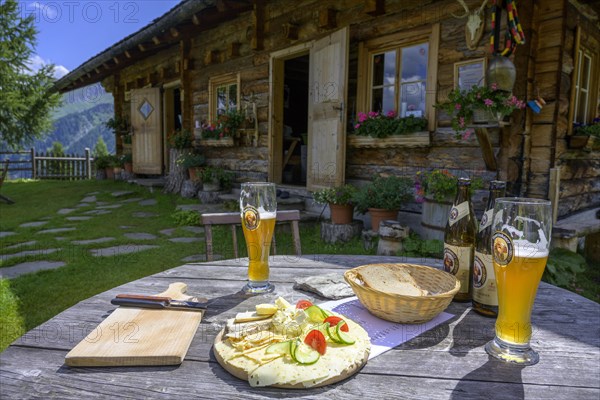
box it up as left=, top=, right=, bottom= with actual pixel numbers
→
left=485, top=198, right=552, bottom=365
left=240, top=182, right=277, bottom=294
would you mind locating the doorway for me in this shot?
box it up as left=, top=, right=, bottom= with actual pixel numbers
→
left=281, top=55, right=309, bottom=185
left=163, top=83, right=182, bottom=173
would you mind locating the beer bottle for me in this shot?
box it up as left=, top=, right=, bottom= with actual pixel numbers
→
left=443, top=178, right=477, bottom=302
left=472, top=180, right=506, bottom=317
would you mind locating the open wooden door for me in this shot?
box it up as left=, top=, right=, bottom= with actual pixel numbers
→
left=306, top=27, right=348, bottom=191
left=131, top=88, right=163, bottom=174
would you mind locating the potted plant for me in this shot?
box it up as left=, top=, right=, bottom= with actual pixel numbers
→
left=95, top=155, right=120, bottom=180
left=177, top=153, right=206, bottom=182
left=200, top=109, right=245, bottom=146
left=354, top=176, right=413, bottom=231
left=168, top=129, right=193, bottom=150
left=570, top=119, right=600, bottom=149
left=437, top=84, right=526, bottom=134
left=105, top=116, right=132, bottom=147
left=313, top=184, right=357, bottom=224
left=348, top=112, right=429, bottom=148
left=200, top=166, right=233, bottom=192
left=415, top=169, right=483, bottom=240
left=120, top=153, right=133, bottom=173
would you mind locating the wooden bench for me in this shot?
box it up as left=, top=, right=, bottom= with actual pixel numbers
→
left=200, top=210, right=301, bottom=261
left=552, top=207, right=600, bottom=262
left=0, top=159, right=14, bottom=204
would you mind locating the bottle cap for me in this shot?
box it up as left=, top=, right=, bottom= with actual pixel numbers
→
left=490, top=180, right=506, bottom=189
left=458, top=177, right=471, bottom=186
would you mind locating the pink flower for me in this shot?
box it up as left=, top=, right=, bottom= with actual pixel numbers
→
left=358, top=112, right=368, bottom=123
left=458, top=116, right=465, bottom=128
left=368, top=111, right=378, bottom=118
left=454, top=103, right=462, bottom=110
left=354, top=123, right=361, bottom=129
left=386, top=110, right=396, bottom=118
left=491, top=83, right=498, bottom=90
left=219, top=132, right=223, bottom=138
left=462, top=128, right=474, bottom=140
left=484, top=99, right=494, bottom=107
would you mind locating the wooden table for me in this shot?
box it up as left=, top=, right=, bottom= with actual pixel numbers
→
left=1, top=255, right=599, bottom=399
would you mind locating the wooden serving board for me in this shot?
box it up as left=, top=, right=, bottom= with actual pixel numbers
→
left=65, top=282, right=203, bottom=367
left=213, top=328, right=369, bottom=389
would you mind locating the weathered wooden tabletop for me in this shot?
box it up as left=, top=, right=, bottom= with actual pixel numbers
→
left=1, top=255, right=599, bottom=399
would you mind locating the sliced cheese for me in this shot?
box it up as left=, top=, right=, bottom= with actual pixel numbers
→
left=255, top=303, right=277, bottom=316
left=235, top=311, right=272, bottom=323
left=274, top=296, right=292, bottom=310
left=225, top=318, right=273, bottom=340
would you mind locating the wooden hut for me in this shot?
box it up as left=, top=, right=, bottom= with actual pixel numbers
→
left=54, top=0, right=599, bottom=223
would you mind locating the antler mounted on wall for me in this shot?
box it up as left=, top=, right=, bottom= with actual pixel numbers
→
left=453, top=0, right=488, bottom=50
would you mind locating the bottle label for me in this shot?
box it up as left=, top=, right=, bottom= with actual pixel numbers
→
left=448, top=201, right=470, bottom=227
left=443, top=243, right=473, bottom=294
left=479, top=209, right=493, bottom=232
left=473, top=251, right=498, bottom=306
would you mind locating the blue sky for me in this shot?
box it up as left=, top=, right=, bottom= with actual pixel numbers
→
left=20, top=0, right=182, bottom=78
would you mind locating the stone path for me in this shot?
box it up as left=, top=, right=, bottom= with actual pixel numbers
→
left=1, top=189, right=210, bottom=279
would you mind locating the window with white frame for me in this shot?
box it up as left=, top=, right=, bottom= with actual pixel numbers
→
left=573, top=49, right=593, bottom=125
left=208, top=73, right=240, bottom=122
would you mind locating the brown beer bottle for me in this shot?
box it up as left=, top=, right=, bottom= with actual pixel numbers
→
left=472, top=180, right=506, bottom=317
left=443, top=178, right=477, bottom=302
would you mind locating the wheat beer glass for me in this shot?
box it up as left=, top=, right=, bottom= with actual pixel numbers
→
left=484, top=198, right=552, bottom=365
left=240, top=182, right=277, bottom=294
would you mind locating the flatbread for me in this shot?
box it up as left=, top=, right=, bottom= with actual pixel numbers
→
left=213, top=315, right=370, bottom=388
left=357, top=264, right=427, bottom=296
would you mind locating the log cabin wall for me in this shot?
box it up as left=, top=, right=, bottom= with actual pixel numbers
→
left=99, top=0, right=597, bottom=214
left=554, top=2, right=600, bottom=217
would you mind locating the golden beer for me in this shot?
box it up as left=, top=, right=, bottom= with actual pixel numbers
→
left=242, top=216, right=276, bottom=282
left=494, top=251, right=548, bottom=344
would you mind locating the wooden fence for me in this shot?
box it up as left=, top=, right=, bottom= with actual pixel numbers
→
left=0, top=148, right=94, bottom=180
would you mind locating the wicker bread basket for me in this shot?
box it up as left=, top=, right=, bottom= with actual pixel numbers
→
left=344, top=263, right=460, bottom=324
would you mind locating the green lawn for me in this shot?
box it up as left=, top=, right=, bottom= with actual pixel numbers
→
left=0, top=180, right=369, bottom=351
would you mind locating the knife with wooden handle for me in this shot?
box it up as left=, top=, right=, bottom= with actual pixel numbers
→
left=111, top=294, right=208, bottom=311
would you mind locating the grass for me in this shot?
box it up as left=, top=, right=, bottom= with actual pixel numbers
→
left=0, top=180, right=370, bottom=351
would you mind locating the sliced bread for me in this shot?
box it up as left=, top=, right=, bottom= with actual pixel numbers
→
left=357, top=264, right=427, bottom=296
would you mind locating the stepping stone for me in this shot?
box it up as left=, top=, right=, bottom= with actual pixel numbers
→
left=181, top=254, right=222, bottom=263
left=55, top=237, right=69, bottom=241
left=72, top=237, right=115, bottom=245
left=96, top=204, right=123, bottom=209
left=183, top=226, right=204, bottom=234
left=75, top=203, right=90, bottom=208
left=4, top=240, right=37, bottom=250
left=0, top=232, right=16, bottom=238
left=168, top=237, right=202, bottom=243
left=81, top=196, right=97, bottom=203
left=57, top=208, right=76, bottom=215
left=121, top=197, right=144, bottom=203
left=19, top=221, right=48, bottom=228
left=111, top=190, right=134, bottom=198
left=66, top=216, right=92, bottom=221
left=84, top=209, right=112, bottom=215
left=90, top=245, right=158, bottom=257
left=96, top=201, right=109, bottom=206
left=159, top=228, right=176, bottom=236
left=176, top=204, right=205, bottom=212
left=0, top=261, right=66, bottom=279
left=139, top=199, right=158, bottom=206
left=0, top=248, right=60, bottom=262
left=132, top=212, right=158, bottom=218
left=120, top=226, right=134, bottom=229
left=37, top=228, right=76, bottom=234
left=124, top=232, right=158, bottom=240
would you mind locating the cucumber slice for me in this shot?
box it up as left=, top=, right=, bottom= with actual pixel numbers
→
left=320, top=308, right=333, bottom=318
left=293, top=342, right=320, bottom=365
left=326, top=324, right=342, bottom=343
left=336, top=321, right=356, bottom=345
left=305, top=305, right=325, bottom=323
left=289, top=339, right=299, bottom=362
left=265, top=340, right=292, bottom=355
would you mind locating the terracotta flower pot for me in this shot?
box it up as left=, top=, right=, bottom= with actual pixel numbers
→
left=368, top=208, right=398, bottom=232
left=105, top=167, right=115, bottom=180
left=329, top=203, right=354, bottom=224
left=188, top=167, right=203, bottom=183
left=124, top=163, right=133, bottom=173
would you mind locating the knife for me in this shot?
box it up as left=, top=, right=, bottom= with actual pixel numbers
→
left=111, top=294, right=208, bottom=311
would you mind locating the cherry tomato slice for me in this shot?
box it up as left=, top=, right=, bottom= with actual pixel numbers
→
left=296, top=299, right=313, bottom=310
left=304, top=330, right=327, bottom=355
left=324, top=316, right=349, bottom=332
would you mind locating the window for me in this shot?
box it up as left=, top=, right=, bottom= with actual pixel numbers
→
left=573, top=49, right=593, bottom=124
left=357, top=25, right=439, bottom=130
left=208, top=73, right=240, bottom=122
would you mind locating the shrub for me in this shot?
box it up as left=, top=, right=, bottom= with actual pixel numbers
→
left=171, top=210, right=200, bottom=226
left=354, top=176, right=413, bottom=213
left=313, top=184, right=357, bottom=205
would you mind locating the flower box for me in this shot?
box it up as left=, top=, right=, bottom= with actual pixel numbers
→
left=347, top=132, right=430, bottom=148
left=199, top=137, right=235, bottom=147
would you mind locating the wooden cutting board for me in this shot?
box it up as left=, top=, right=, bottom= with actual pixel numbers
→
left=65, top=282, right=203, bottom=367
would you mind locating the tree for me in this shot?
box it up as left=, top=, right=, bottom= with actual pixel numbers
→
left=0, top=0, right=61, bottom=150
left=93, top=136, right=109, bottom=157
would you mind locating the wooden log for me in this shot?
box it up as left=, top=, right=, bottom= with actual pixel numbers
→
left=377, top=221, right=410, bottom=256
left=164, top=148, right=190, bottom=194
left=321, top=220, right=364, bottom=244
left=318, top=8, right=337, bottom=29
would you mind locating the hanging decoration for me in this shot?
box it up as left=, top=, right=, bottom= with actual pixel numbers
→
left=487, top=0, right=526, bottom=92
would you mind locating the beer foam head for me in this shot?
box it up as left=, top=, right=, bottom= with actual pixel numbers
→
left=259, top=210, right=276, bottom=219
left=513, top=240, right=549, bottom=258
